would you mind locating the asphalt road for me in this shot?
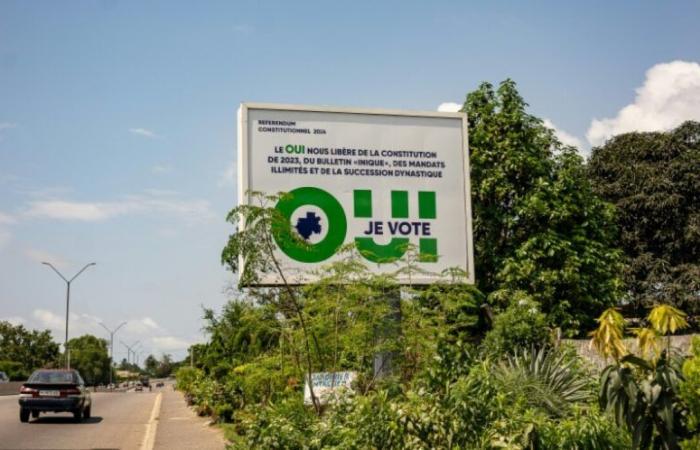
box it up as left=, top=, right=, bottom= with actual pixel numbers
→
left=0, top=390, right=158, bottom=450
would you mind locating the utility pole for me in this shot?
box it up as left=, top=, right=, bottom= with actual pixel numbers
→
left=41, top=262, right=96, bottom=369
left=99, top=322, right=126, bottom=387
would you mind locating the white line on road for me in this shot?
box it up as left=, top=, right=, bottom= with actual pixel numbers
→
left=140, top=392, right=162, bottom=450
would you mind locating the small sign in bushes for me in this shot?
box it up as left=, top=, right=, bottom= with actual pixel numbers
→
left=303, top=371, right=357, bottom=405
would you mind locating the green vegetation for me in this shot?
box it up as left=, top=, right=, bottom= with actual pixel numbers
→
left=0, top=321, right=60, bottom=380
left=467, top=80, right=623, bottom=335
left=680, top=337, right=700, bottom=450
left=67, top=334, right=111, bottom=385
left=0, top=321, right=122, bottom=385
left=144, top=353, right=175, bottom=378
left=175, top=80, right=700, bottom=449
left=588, top=122, right=700, bottom=316
left=593, top=305, right=692, bottom=448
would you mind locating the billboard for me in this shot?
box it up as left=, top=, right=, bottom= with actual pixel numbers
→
left=238, top=103, right=474, bottom=285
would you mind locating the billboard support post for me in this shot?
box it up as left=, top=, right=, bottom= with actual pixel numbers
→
left=373, top=288, right=401, bottom=379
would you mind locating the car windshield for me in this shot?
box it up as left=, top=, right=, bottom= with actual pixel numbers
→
left=28, top=370, right=77, bottom=384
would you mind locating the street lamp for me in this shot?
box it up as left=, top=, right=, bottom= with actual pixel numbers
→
left=41, top=261, right=96, bottom=369
left=121, top=340, right=140, bottom=366
left=99, top=321, right=126, bottom=387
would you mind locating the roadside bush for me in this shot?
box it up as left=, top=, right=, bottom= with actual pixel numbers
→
left=492, top=346, right=593, bottom=417
left=680, top=336, right=700, bottom=449
left=537, top=407, right=632, bottom=449
left=0, top=360, right=29, bottom=381
left=231, top=355, right=301, bottom=405
left=237, top=396, right=314, bottom=450
left=175, top=366, right=202, bottom=395
left=481, top=294, right=550, bottom=355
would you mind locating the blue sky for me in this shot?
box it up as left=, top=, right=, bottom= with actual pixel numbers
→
left=1, top=0, right=699, bottom=362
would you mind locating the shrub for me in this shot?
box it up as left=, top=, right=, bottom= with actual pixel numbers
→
left=493, top=346, right=593, bottom=417
left=537, top=407, right=631, bottom=449
left=481, top=294, right=550, bottom=355
left=680, top=336, right=700, bottom=449
left=237, top=397, right=315, bottom=450
left=0, top=360, right=29, bottom=381
left=175, top=366, right=202, bottom=394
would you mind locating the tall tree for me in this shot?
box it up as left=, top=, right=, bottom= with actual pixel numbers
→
left=0, top=321, right=59, bottom=379
left=154, top=354, right=174, bottom=378
left=144, top=354, right=159, bottom=376
left=68, top=334, right=111, bottom=385
left=588, top=121, right=700, bottom=316
left=464, top=80, right=623, bottom=334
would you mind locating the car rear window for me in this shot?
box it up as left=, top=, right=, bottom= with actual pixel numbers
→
left=28, top=370, right=77, bottom=384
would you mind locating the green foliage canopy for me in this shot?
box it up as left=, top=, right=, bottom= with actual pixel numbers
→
left=0, top=321, right=59, bottom=380
left=68, top=334, right=111, bottom=385
left=588, top=121, right=700, bottom=315
left=465, top=80, right=623, bottom=334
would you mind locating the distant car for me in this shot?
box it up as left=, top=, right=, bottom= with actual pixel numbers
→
left=0, top=371, right=9, bottom=383
left=18, top=369, right=92, bottom=423
left=156, top=381, right=164, bottom=388
left=134, top=382, right=143, bottom=392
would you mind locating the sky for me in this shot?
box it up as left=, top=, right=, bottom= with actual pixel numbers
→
left=1, top=0, right=699, bottom=362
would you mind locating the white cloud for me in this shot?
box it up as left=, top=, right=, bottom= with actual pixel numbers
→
left=587, top=60, right=700, bottom=146
left=129, top=128, right=160, bottom=139
left=32, top=309, right=106, bottom=342
left=1, top=316, right=25, bottom=326
left=152, top=164, right=173, bottom=174
left=157, top=228, right=178, bottom=238
left=543, top=119, right=583, bottom=149
left=151, top=335, right=191, bottom=351
left=124, top=317, right=162, bottom=335
left=437, top=102, right=462, bottom=112
left=0, top=228, right=11, bottom=249
left=142, top=188, right=177, bottom=196
left=26, top=308, right=193, bottom=360
left=25, top=200, right=130, bottom=221
left=24, top=248, right=71, bottom=268
left=24, top=191, right=214, bottom=223
left=0, top=212, right=16, bottom=248
left=33, top=309, right=66, bottom=330
left=218, top=161, right=236, bottom=187
left=0, top=212, right=17, bottom=225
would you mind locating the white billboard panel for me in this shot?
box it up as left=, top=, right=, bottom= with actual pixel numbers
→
left=238, top=103, right=474, bottom=285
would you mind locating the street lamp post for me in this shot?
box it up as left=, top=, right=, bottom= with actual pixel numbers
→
left=121, top=340, right=140, bottom=366
left=41, top=262, right=96, bottom=370
left=99, top=322, right=127, bottom=388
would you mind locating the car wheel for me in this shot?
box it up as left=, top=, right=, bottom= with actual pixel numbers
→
left=83, top=405, right=91, bottom=419
left=31, top=411, right=39, bottom=418
left=73, top=408, right=83, bottom=422
left=19, top=409, right=30, bottom=423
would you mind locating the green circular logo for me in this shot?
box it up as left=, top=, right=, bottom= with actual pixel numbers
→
left=273, top=187, right=347, bottom=263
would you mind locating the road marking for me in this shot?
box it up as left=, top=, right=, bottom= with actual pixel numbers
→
left=140, top=392, right=162, bottom=450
